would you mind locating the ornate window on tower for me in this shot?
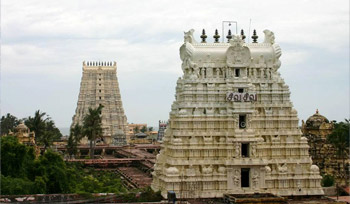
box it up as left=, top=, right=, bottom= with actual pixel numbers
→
left=239, top=114, right=246, bottom=129
left=235, top=68, right=240, bottom=77
left=242, top=143, right=249, bottom=157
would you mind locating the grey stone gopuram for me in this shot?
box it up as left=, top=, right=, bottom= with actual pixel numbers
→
left=72, top=61, right=128, bottom=146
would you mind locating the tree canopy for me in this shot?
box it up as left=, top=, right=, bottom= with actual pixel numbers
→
left=140, top=126, right=147, bottom=133
left=1, top=136, right=35, bottom=178
left=0, top=135, right=127, bottom=195
left=67, top=123, right=83, bottom=156
left=83, top=105, right=103, bottom=159
left=134, top=126, right=139, bottom=133
left=25, top=110, right=62, bottom=150
left=327, top=119, right=350, bottom=169
left=0, top=113, right=20, bottom=136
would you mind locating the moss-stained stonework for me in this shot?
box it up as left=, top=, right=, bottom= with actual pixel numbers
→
left=302, top=111, right=349, bottom=186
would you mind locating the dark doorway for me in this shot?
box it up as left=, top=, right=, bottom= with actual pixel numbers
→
left=238, top=88, right=244, bottom=93
left=242, top=143, right=249, bottom=157
left=235, top=69, right=240, bottom=77
left=239, top=115, right=246, bottom=129
left=241, top=168, right=250, bottom=187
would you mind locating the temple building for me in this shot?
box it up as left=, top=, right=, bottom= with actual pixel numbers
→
left=71, top=61, right=128, bottom=145
left=151, top=29, right=324, bottom=198
left=9, top=123, right=40, bottom=156
left=11, top=123, right=36, bottom=145
left=302, top=110, right=350, bottom=186
left=157, top=120, right=168, bottom=141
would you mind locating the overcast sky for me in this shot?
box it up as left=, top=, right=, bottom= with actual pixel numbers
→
left=1, top=0, right=349, bottom=130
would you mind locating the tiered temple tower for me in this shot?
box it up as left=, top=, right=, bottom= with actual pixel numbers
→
left=157, top=120, right=168, bottom=142
left=151, top=29, right=324, bottom=198
left=72, top=61, right=127, bottom=145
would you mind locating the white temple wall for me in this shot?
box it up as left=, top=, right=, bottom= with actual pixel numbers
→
left=152, top=29, right=323, bottom=198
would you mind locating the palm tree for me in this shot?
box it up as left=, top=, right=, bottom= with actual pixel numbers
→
left=83, top=105, right=103, bottom=159
left=25, top=110, right=62, bottom=151
left=41, top=121, right=57, bottom=151
left=25, top=110, right=49, bottom=144
left=67, top=123, right=83, bottom=157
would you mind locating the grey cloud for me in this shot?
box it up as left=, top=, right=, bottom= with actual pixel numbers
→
left=1, top=0, right=349, bottom=128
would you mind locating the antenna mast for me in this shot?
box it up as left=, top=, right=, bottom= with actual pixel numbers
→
left=248, top=19, right=252, bottom=43
left=222, top=21, right=237, bottom=43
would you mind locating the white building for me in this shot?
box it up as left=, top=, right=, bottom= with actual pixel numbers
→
left=151, top=29, right=323, bottom=198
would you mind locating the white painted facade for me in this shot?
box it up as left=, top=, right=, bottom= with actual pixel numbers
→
left=151, top=29, right=323, bottom=198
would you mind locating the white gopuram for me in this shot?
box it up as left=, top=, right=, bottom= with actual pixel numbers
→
left=151, top=29, right=323, bottom=198
left=72, top=61, right=128, bottom=146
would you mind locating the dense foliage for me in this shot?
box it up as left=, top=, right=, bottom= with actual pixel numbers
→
left=321, top=174, right=335, bottom=187
left=327, top=119, right=350, bottom=168
left=1, top=136, right=35, bottom=179
left=118, top=187, right=163, bottom=202
left=0, top=113, right=20, bottom=136
left=140, top=126, right=147, bottom=133
left=0, top=136, right=126, bottom=195
left=1, top=111, right=163, bottom=201
left=24, top=110, right=62, bottom=149
left=67, top=123, right=83, bottom=156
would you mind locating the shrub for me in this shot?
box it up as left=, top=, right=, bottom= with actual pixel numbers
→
left=322, top=174, right=335, bottom=187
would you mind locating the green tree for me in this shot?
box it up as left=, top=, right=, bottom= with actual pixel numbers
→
left=34, top=150, right=69, bottom=193
left=34, top=176, right=46, bottom=194
left=148, top=127, right=153, bottom=132
left=25, top=110, right=62, bottom=150
left=322, top=174, right=335, bottom=187
left=25, top=110, right=47, bottom=143
left=42, top=120, right=62, bottom=150
left=327, top=119, right=350, bottom=171
left=0, top=113, right=20, bottom=135
left=0, top=136, right=35, bottom=178
left=83, top=105, right=103, bottom=159
left=0, top=136, right=36, bottom=195
left=1, top=135, right=127, bottom=195
left=1, top=175, right=35, bottom=195
left=140, top=126, right=147, bottom=133
left=134, top=126, right=139, bottom=133
left=67, top=123, right=83, bottom=156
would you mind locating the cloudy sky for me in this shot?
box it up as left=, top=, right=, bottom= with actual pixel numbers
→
left=1, top=0, right=349, bottom=131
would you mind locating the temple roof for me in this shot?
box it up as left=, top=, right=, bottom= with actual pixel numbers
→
left=15, top=122, right=29, bottom=131
left=180, top=29, right=282, bottom=69
left=135, top=132, right=148, bottom=138
left=305, top=109, right=330, bottom=129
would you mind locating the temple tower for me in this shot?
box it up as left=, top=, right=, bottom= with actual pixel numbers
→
left=151, top=29, right=324, bottom=198
left=302, top=111, right=349, bottom=186
left=72, top=61, right=127, bottom=145
left=157, top=120, right=168, bottom=142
